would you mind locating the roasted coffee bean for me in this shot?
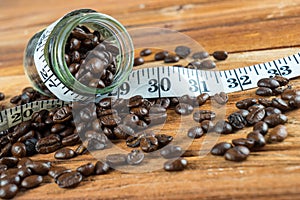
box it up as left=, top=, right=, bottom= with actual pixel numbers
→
left=155, top=98, right=171, bottom=109
left=214, top=120, right=233, bottom=134
left=24, top=138, right=38, bottom=156
left=56, top=171, right=83, bottom=188
left=268, top=125, right=288, bottom=143
left=212, top=50, right=228, bottom=60
left=224, top=146, right=250, bottom=162
left=164, top=158, right=187, bottom=171
left=134, top=57, right=145, bottom=66
left=154, top=51, right=169, bottom=61
left=156, top=134, right=173, bottom=148
left=192, top=51, right=209, bottom=60
left=247, top=131, right=266, bottom=149
left=235, top=109, right=249, bottom=118
left=160, top=145, right=182, bottom=159
left=53, top=106, right=72, bottom=123
left=193, top=110, right=216, bottom=123
left=264, top=113, right=288, bottom=127
left=17, top=157, right=33, bottom=168
left=186, top=60, right=201, bottom=69
left=16, top=167, right=32, bottom=179
left=164, top=55, right=180, bottom=63
left=140, top=48, right=152, bottom=56
left=272, top=87, right=284, bottom=95
left=0, top=92, right=5, bottom=101
left=0, top=143, right=12, bottom=157
left=273, top=76, right=289, bottom=86
left=246, top=107, right=265, bottom=125
left=36, top=134, right=61, bottom=154
left=27, top=161, right=50, bottom=175
left=228, top=112, right=247, bottom=129
left=128, top=95, right=144, bottom=108
left=54, top=147, right=76, bottom=159
left=196, top=93, right=210, bottom=106
left=0, top=157, right=19, bottom=168
left=257, top=78, right=280, bottom=89
left=178, top=95, right=197, bottom=106
left=148, top=105, right=166, bottom=115
left=10, top=95, right=21, bottom=104
left=253, top=121, right=269, bottom=135
left=201, top=120, right=214, bottom=133
left=247, top=103, right=264, bottom=112
left=113, top=124, right=135, bottom=139
left=59, top=127, right=75, bottom=137
left=256, top=87, right=273, bottom=96
left=127, top=149, right=144, bottom=165
left=130, top=107, right=148, bottom=117
left=0, top=184, right=18, bottom=199
left=0, top=168, right=19, bottom=179
left=17, top=130, right=35, bottom=142
left=211, top=142, right=232, bottom=156
left=11, top=142, right=26, bottom=158
left=187, top=126, right=204, bottom=138
left=175, top=103, right=193, bottom=115
left=98, top=97, right=113, bottom=108
left=232, top=138, right=255, bottom=149
left=94, top=161, right=110, bottom=175
left=0, top=174, right=21, bottom=186
left=106, top=154, right=127, bottom=167
left=199, top=59, right=216, bottom=69
left=75, top=144, right=88, bottom=155
left=21, top=175, right=43, bottom=189
left=281, top=89, right=300, bottom=100
left=51, top=124, right=66, bottom=134
left=140, top=134, right=159, bottom=152
left=271, top=98, right=289, bottom=111
left=265, top=107, right=282, bottom=116
left=175, top=45, right=191, bottom=58
left=213, top=92, right=228, bottom=105
left=77, top=163, right=95, bottom=176
left=236, top=98, right=257, bottom=109
left=62, top=133, right=80, bottom=146
left=289, top=95, right=300, bottom=108
left=258, top=98, right=273, bottom=107
left=48, top=166, right=71, bottom=179
left=126, top=135, right=141, bottom=148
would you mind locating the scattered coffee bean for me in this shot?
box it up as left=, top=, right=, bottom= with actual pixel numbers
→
left=253, top=121, right=269, bottom=135
left=258, top=98, right=273, bottom=107
left=48, top=166, right=71, bottom=179
left=140, top=48, right=152, bottom=56
left=187, top=126, right=204, bottom=138
left=56, top=171, right=83, bottom=188
left=54, top=147, right=76, bottom=159
left=281, top=89, right=300, bottom=100
left=271, top=98, right=289, bottom=111
left=175, top=45, right=191, bottom=58
left=154, top=51, right=169, bottom=61
left=227, top=112, right=247, bottom=130
left=36, top=134, right=61, bottom=154
left=200, top=120, right=214, bottom=133
left=267, top=125, right=288, bottom=143
left=289, top=95, right=300, bottom=108
left=140, top=134, right=158, bottom=152
left=127, top=149, right=144, bottom=165
left=21, top=175, right=43, bottom=189
left=77, top=163, right=95, bottom=176
left=211, top=142, right=232, bottom=156
left=164, top=158, right=187, bottom=171
left=175, top=103, right=193, bottom=115
left=0, top=173, right=21, bottom=186
left=236, top=98, right=257, bottom=109
left=164, top=55, right=180, bottom=63
left=0, top=157, right=19, bottom=168
left=247, top=131, right=266, bottom=149
left=192, top=51, right=209, bottom=60
left=27, top=161, right=50, bottom=175
left=16, top=167, right=32, bottom=179
left=264, top=113, right=288, bottom=127
left=212, top=50, right=228, bottom=60
left=94, top=161, right=110, bottom=175
left=193, top=110, right=216, bottom=122
left=232, top=138, right=255, bottom=149
left=199, top=59, right=216, bottom=69
left=156, top=134, right=173, bottom=148
left=160, top=145, right=183, bottom=159
left=11, top=142, right=26, bottom=158
left=257, top=78, right=280, bottom=89
left=106, top=154, right=127, bottom=167
left=273, top=76, right=289, bottom=86
left=196, top=93, right=210, bottom=106
left=0, top=184, right=18, bottom=199
left=224, top=146, right=250, bottom=162
left=0, top=92, right=5, bottom=101
left=213, top=92, right=228, bottom=105
left=246, top=107, right=265, bottom=125
left=134, top=57, right=145, bottom=66
left=256, top=87, right=273, bottom=96
left=214, top=120, right=233, bottom=134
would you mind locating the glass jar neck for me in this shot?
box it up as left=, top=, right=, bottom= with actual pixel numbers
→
left=45, top=10, right=134, bottom=97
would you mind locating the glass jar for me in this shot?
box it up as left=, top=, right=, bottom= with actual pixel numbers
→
left=23, top=9, right=134, bottom=101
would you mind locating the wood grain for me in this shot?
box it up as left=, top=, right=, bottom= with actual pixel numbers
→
left=1, top=1, right=300, bottom=199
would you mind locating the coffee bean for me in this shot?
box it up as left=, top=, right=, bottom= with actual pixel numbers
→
left=140, top=48, right=152, bottom=56
left=17, top=157, right=33, bottom=168
left=10, top=95, right=21, bottom=104
left=192, top=51, right=209, bottom=60
left=246, top=107, right=265, bottom=125
left=54, top=147, right=76, bottom=159
left=59, top=127, right=75, bottom=137
left=0, top=164, right=7, bottom=173
left=164, top=158, right=187, bottom=171
left=36, top=134, right=61, bottom=154
left=11, top=142, right=26, bottom=158
left=289, top=95, right=300, bottom=108
left=236, top=98, right=257, bottom=109
left=0, top=143, right=12, bottom=157
left=74, top=144, right=87, bottom=155
left=77, top=163, right=95, bottom=176
left=24, top=138, right=38, bottom=156
left=27, top=161, right=50, bottom=175
left=201, top=120, right=214, bottom=133
left=175, top=45, right=191, bottom=58
left=186, top=61, right=201, bottom=69
left=257, top=78, right=280, bottom=89
left=187, top=126, right=204, bottom=138
left=21, top=175, right=43, bottom=189
left=281, top=89, right=300, bottom=100
left=264, top=113, right=288, bottom=127
left=228, top=112, right=247, bottom=129
left=0, top=184, right=18, bottom=199
left=175, top=103, right=193, bottom=115
left=232, top=138, right=255, bottom=149
left=16, top=167, right=32, bottom=179
left=160, top=145, right=183, bottom=159
left=0, top=157, right=19, bottom=168
left=94, top=161, right=110, bottom=175
left=164, top=55, right=180, bottom=63
left=258, top=98, right=273, bottom=107
left=199, top=59, right=216, bottom=69
left=213, top=92, right=228, bottom=105
left=214, top=120, right=233, bottom=134
left=134, top=57, right=145, bottom=66
left=271, top=98, right=289, bottom=111
left=106, top=154, right=127, bottom=167
left=273, top=76, right=289, bottom=86
left=264, top=107, right=281, bottom=117
left=247, top=131, right=266, bottom=149
left=130, top=107, right=148, bottom=117
left=48, top=166, right=71, bottom=179
left=212, top=50, right=228, bottom=60
left=268, top=125, right=288, bottom=143
left=256, top=87, right=273, bottom=96
left=62, top=133, right=80, bottom=146
left=140, top=134, right=158, bottom=152
left=253, top=121, right=269, bottom=135
left=235, top=109, right=249, bottom=118
left=154, top=51, right=169, bottom=61
left=224, top=146, right=250, bottom=162
left=56, top=171, right=83, bottom=188
left=196, top=93, right=210, bottom=106
left=0, top=174, right=21, bottom=186
left=156, top=134, right=173, bottom=148
left=272, top=87, right=284, bottom=95
left=210, top=142, right=232, bottom=156
left=127, top=149, right=144, bottom=165
left=178, top=95, right=197, bottom=106
left=0, top=92, right=5, bottom=101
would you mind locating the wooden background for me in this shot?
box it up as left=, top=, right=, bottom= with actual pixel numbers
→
left=1, top=0, right=300, bottom=199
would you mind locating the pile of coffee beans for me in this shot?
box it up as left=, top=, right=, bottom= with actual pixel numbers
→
left=64, top=26, right=119, bottom=88
left=133, top=46, right=228, bottom=70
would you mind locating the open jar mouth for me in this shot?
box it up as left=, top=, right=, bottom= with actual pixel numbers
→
left=47, top=11, right=134, bottom=97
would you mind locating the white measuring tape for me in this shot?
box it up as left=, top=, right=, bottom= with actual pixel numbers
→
left=1, top=52, right=300, bottom=132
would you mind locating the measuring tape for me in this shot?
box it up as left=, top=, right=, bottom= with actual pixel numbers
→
left=1, top=52, right=300, bottom=131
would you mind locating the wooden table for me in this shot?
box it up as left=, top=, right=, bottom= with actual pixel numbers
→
left=1, top=0, right=300, bottom=199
